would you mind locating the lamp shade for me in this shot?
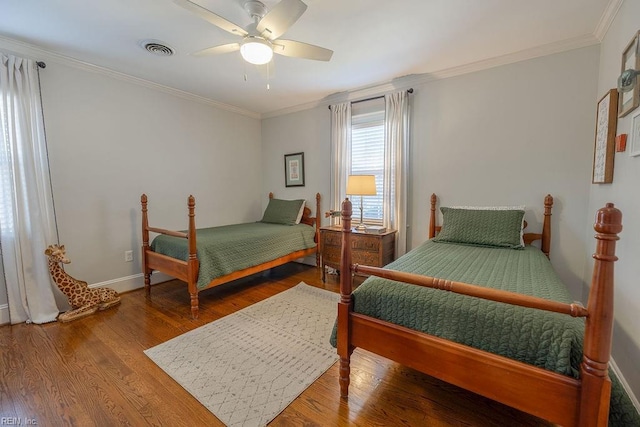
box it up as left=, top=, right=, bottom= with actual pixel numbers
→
left=346, top=175, right=377, bottom=196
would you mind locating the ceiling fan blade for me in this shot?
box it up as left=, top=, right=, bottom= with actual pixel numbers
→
left=273, top=40, right=333, bottom=61
left=192, top=43, right=240, bottom=57
left=173, top=0, right=248, bottom=37
left=257, top=0, right=307, bottom=40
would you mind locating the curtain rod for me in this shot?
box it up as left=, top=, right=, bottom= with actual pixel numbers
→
left=0, top=50, right=46, bottom=68
left=328, top=88, right=413, bottom=109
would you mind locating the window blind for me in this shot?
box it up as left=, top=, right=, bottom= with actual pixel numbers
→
left=351, top=104, right=384, bottom=224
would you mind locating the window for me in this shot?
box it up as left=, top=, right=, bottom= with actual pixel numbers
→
left=331, top=90, right=409, bottom=255
left=350, top=99, right=384, bottom=225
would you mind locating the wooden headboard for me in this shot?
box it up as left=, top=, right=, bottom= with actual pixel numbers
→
left=268, top=192, right=321, bottom=242
left=428, top=193, right=553, bottom=258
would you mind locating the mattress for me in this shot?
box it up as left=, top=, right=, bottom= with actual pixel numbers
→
left=151, top=222, right=316, bottom=289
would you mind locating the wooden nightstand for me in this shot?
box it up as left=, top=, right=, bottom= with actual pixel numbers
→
left=320, top=225, right=396, bottom=282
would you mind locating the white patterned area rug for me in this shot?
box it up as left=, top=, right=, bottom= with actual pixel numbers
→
left=144, top=282, right=339, bottom=427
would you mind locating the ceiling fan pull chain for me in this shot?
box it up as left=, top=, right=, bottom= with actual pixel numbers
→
left=267, top=62, right=270, bottom=90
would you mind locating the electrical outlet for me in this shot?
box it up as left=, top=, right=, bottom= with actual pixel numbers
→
left=125, top=250, right=133, bottom=262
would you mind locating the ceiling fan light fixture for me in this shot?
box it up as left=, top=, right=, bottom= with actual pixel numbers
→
left=240, top=37, right=273, bottom=65
left=175, top=0, right=333, bottom=64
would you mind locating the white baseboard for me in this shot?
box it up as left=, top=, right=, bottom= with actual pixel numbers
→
left=0, top=272, right=174, bottom=326
left=0, top=304, right=8, bottom=325
left=610, top=357, right=640, bottom=413
left=87, top=271, right=174, bottom=294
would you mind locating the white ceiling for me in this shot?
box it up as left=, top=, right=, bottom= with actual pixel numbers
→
left=0, top=0, right=617, bottom=117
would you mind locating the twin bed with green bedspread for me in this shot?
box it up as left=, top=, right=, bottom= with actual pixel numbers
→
left=151, top=222, right=316, bottom=289
left=141, top=193, right=321, bottom=319
left=331, top=239, right=639, bottom=426
left=333, top=195, right=639, bottom=426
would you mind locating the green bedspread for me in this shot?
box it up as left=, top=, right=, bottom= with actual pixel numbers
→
left=331, top=240, right=639, bottom=426
left=151, top=222, right=316, bottom=289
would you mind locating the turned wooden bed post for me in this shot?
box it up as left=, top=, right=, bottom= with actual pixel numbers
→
left=141, top=194, right=152, bottom=298
left=338, top=197, right=353, bottom=398
left=541, top=194, right=553, bottom=258
left=186, top=195, right=200, bottom=319
left=578, top=203, right=622, bottom=426
left=428, top=193, right=437, bottom=239
left=315, top=192, right=322, bottom=267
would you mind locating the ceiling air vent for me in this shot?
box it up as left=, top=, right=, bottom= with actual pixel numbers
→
left=139, top=40, right=175, bottom=56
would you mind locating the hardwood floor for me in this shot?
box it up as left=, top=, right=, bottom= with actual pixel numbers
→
left=0, top=263, right=552, bottom=426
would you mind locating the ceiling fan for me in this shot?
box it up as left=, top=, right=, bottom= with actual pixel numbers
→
left=174, top=0, right=333, bottom=65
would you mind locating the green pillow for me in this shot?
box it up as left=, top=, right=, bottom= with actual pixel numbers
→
left=260, top=198, right=305, bottom=225
left=433, top=207, right=525, bottom=249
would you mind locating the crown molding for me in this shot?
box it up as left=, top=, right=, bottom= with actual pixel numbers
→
left=262, top=33, right=600, bottom=119
left=594, top=0, right=624, bottom=41
left=0, top=35, right=261, bottom=120
left=0, top=29, right=602, bottom=122
left=427, top=34, right=599, bottom=79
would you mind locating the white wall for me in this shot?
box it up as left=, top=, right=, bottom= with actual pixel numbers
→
left=261, top=109, right=331, bottom=217
left=588, top=0, right=640, bottom=398
left=259, top=109, right=331, bottom=266
left=413, top=47, right=600, bottom=298
left=263, top=46, right=600, bottom=299
left=0, top=53, right=262, bottom=314
left=39, top=62, right=263, bottom=288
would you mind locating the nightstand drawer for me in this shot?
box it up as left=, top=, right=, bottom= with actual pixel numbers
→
left=322, top=244, right=382, bottom=266
left=352, top=235, right=379, bottom=251
left=353, top=251, right=381, bottom=266
left=322, top=245, right=341, bottom=264
left=320, top=226, right=397, bottom=282
left=323, top=234, right=379, bottom=252
left=323, top=231, right=342, bottom=247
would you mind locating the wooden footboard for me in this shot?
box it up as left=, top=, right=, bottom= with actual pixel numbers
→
left=141, top=192, right=321, bottom=319
left=338, top=194, right=621, bottom=427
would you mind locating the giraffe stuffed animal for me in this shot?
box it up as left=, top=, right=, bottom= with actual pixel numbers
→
left=45, top=244, right=120, bottom=322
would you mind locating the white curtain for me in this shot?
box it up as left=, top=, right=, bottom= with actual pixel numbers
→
left=329, top=102, right=351, bottom=225
left=383, top=90, right=410, bottom=256
left=0, top=53, right=60, bottom=324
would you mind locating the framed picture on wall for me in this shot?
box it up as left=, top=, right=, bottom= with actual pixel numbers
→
left=592, top=89, right=619, bottom=184
left=629, top=110, right=640, bottom=157
left=619, top=30, right=640, bottom=118
left=284, top=152, right=305, bottom=187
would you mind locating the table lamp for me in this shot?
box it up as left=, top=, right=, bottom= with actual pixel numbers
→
left=346, top=175, right=377, bottom=231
